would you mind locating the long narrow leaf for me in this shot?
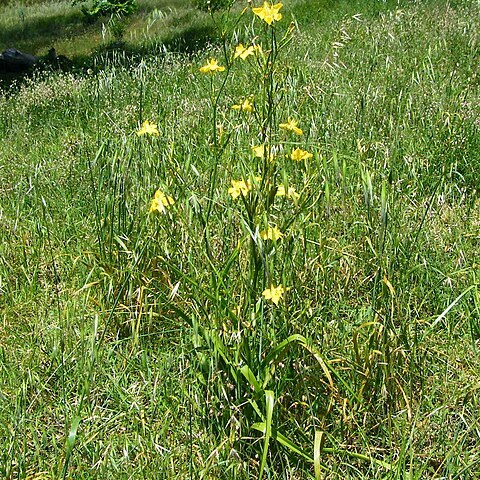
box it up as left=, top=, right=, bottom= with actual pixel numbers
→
left=259, top=390, right=275, bottom=479
left=210, top=331, right=239, bottom=384
left=427, top=284, right=476, bottom=332
left=61, top=416, right=81, bottom=477
left=251, top=422, right=313, bottom=463
left=314, top=430, right=325, bottom=480
left=252, top=423, right=392, bottom=471
left=321, top=446, right=393, bottom=470
left=297, top=338, right=335, bottom=391
left=240, top=364, right=262, bottom=393
left=261, top=334, right=305, bottom=369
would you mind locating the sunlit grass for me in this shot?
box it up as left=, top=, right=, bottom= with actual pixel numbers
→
left=0, top=0, right=479, bottom=478
left=0, top=0, right=216, bottom=58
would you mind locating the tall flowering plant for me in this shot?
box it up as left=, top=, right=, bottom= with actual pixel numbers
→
left=188, top=3, right=332, bottom=476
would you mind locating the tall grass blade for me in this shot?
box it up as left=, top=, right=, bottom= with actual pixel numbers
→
left=61, top=416, right=81, bottom=479
left=314, top=430, right=325, bottom=480
left=258, top=390, right=274, bottom=479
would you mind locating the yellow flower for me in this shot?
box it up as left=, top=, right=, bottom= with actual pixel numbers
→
left=279, top=118, right=303, bottom=135
left=228, top=179, right=252, bottom=199
left=291, top=148, right=313, bottom=161
left=232, top=98, right=254, bottom=112
left=276, top=184, right=300, bottom=201
left=199, top=58, right=225, bottom=74
left=252, top=2, right=283, bottom=26
left=260, top=225, right=283, bottom=241
left=149, top=189, right=175, bottom=214
left=251, top=144, right=276, bottom=161
left=251, top=144, right=265, bottom=158
left=234, top=44, right=255, bottom=60
left=262, top=284, right=285, bottom=306
left=137, top=120, right=159, bottom=136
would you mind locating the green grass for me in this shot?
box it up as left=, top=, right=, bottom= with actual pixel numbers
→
left=1, top=0, right=480, bottom=478
left=0, top=0, right=216, bottom=59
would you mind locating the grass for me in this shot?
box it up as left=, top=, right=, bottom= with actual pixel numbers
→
left=1, top=0, right=480, bottom=478
left=0, top=0, right=216, bottom=59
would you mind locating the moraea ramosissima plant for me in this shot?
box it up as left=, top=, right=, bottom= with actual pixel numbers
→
left=251, top=144, right=277, bottom=161
left=234, top=44, right=255, bottom=60
left=252, top=144, right=265, bottom=158
left=276, top=184, right=300, bottom=201
left=232, top=98, right=254, bottom=112
left=260, top=225, right=283, bottom=241
left=228, top=179, right=253, bottom=199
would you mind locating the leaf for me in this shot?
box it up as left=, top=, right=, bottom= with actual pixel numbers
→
left=252, top=424, right=392, bottom=471
left=314, top=430, right=325, bottom=480
left=427, top=284, right=476, bottom=332
left=61, top=416, right=81, bottom=477
left=66, top=416, right=81, bottom=455
left=240, top=364, right=262, bottom=393
left=297, top=336, right=335, bottom=391
left=251, top=422, right=313, bottom=463
left=382, top=275, right=395, bottom=297
left=261, top=334, right=304, bottom=369
left=210, top=331, right=239, bottom=384
left=258, top=390, right=275, bottom=479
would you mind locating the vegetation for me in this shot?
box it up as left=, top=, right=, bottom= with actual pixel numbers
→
left=0, top=0, right=216, bottom=59
left=73, top=0, right=137, bottom=25
left=1, top=0, right=479, bottom=478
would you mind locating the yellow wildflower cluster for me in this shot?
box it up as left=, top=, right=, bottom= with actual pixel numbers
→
left=234, top=44, right=255, bottom=60
left=228, top=179, right=253, bottom=199
left=276, top=184, right=300, bottom=201
left=251, top=144, right=265, bottom=158
left=251, top=144, right=277, bottom=162
left=277, top=120, right=313, bottom=162
left=234, top=43, right=263, bottom=60
left=232, top=98, right=254, bottom=112
left=291, top=147, right=313, bottom=161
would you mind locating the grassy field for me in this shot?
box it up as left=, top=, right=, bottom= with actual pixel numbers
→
left=1, top=0, right=480, bottom=478
left=0, top=0, right=219, bottom=60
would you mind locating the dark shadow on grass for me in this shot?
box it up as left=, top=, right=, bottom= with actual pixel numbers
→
left=84, top=22, right=219, bottom=70
left=161, top=23, right=219, bottom=52
left=0, top=10, right=93, bottom=54
left=0, top=2, right=217, bottom=55
left=0, top=9, right=219, bottom=91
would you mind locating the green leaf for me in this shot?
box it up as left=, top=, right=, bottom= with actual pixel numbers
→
left=240, top=364, right=262, bottom=393
left=259, top=390, right=275, bottom=479
left=252, top=422, right=313, bottom=463
left=61, top=416, right=81, bottom=477
left=210, top=331, right=239, bottom=384
left=261, top=334, right=305, bottom=369
left=314, top=430, right=325, bottom=480
left=66, top=416, right=81, bottom=455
